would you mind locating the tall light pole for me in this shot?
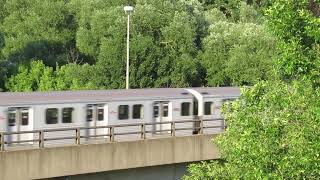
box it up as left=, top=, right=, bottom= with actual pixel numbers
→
left=124, top=6, right=134, bottom=89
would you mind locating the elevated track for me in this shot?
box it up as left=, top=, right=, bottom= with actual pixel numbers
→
left=0, top=119, right=223, bottom=179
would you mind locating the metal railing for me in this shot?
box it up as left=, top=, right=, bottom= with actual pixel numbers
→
left=0, top=118, right=225, bottom=151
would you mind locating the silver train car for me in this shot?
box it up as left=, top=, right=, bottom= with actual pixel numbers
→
left=0, top=87, right=240, bottom=145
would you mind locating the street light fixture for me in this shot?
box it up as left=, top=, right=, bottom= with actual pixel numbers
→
left=124, top=6, right=134, bottom=89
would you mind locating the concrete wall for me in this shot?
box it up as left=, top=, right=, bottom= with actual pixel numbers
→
left=56, top=162, right=192, bottom=180
left=0, top=134, right=220, bottom=180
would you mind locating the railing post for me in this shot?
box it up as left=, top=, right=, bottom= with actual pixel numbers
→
left=0, top=133, right=4, bottom=151
left=141, top=124, right=146, bottom=139
left=109, top=127, right=114, bottom=142
left=171, top=121, right=175, bottom=137
left=76, top=128, right=81, bottom=145
left=200, top=117, right=203, bottom=134
left=39, top=131, right=44, bottom=148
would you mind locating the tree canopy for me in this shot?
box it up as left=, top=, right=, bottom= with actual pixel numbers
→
left=184, top=0, right=320, bottom=179
left=2, top=0, right=78, bottom=65
left=5, top=60, right=103, bottom=91
left=201, top=9, right=277, bottom=86
left=1, top=0, right=277, bottom=91
left=184, top=81, right=320, bottom=179
left=266, top=0, right=320, bottom=84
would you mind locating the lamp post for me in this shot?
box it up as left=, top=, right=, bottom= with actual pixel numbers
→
left=124, top=6, right=134, bottom=89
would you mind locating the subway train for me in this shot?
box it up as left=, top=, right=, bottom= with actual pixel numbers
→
left=0, top=87, right=240, bottom=144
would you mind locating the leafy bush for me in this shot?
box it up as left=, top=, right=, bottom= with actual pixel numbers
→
left=184, top=81, right=320, bottom=179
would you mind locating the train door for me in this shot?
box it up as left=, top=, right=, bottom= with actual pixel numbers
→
left=153, top=101, right=170, bottom=134
left=85, top=104, right=107, bottom=139
left=7, top=107, right=33, bottom=144
left=192, top=99, right=201, bottom=134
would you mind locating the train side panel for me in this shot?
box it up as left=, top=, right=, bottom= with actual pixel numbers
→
left=202, top=96, right=238, bottom=133
left=33, top=103, right=101, bottom=145
left=0, top=106, right=6, bottom=132
left=107, top=100, right=152, bottom=139
left=33, top=103, right=86, bottom=129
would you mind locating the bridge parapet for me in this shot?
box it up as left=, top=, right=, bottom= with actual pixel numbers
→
left=0, top=134, right=220, bottom=180
left=0, top=118, right=224, bottom=151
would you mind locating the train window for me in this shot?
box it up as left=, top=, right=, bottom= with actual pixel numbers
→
left=62, top=108, right=73, bottom=123
left=97, top=105, right=104, bottom=121
left=133, top=104, right=143, bottom=119
left=181, top=102, right=190, bottom=116
left=86, top=106, right=93, bottom=122
left=163, top=105, right=169, bottom=117
left=118, top=105, right=129, bottom=120
left=204, top=102, right=213, bottom=115
left=8, top=110, right=16, bottom=126
left=153, top=106, right=159, bottom=118
left=21, top=109, right=29, bottom=126
left=46, top=108, right=58, bottom=124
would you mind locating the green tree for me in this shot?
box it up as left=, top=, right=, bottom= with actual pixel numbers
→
left=185, top=1, right=320, bottom=179
left=2, top=0, right=79, bottom=66
left=55, top=63, right=104, bottom=90
left=212, top=0, right=243, bottom=21
left=199, top=0, right=272, bottom=12
left=5, top=64, right=33, bottom=92
left=184, top=81, right=320, bottom=179
left=1, top=0, right=277, bottom=91
left=225, top=24, right=277, bottom=85
left=5, top=60, right=55, bottom=91
left=0, top=0, right=7, bottom=91
left=6, top=60, right=104, bottom=91
left=155, top=10, right=201, bottom=87
left=75, top=0, right=205, bottom=89
left=203, top=0, right=269, bottom=22
left=0, top=61, right=7, bottom=91
left=38, top=67, right=55, bottom=91
left=201, top=16, right=277, bottom=86
left=266, top=0, right=320, bottom=84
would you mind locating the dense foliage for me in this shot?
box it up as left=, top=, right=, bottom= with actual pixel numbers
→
left=267, top=0, right=320, bottom=85
left=5, top=60, right=103, bottom=91
left=184, top=81, right=320, bottom=179
left=184, top=0, right=320, bottom=179
left=202, top=6, right=277, bottom=86
left=0, top=0, right=276, bottom=91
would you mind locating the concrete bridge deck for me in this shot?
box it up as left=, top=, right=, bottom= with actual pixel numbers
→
left=0, top=134, right=220, bottom=180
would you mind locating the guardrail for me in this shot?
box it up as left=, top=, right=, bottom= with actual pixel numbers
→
left=0, top=118, right=225, bottom=151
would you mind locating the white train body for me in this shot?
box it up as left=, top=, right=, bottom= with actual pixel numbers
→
left=0, top=87, right=240, bottom=144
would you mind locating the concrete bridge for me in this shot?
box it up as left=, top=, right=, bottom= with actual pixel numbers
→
left=0, top=120, right=221, bottom=179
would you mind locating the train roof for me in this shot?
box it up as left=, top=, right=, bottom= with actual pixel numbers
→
left=191, top=87, right=240, bottom=98
left=0, top=87, right=240, bottom=106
